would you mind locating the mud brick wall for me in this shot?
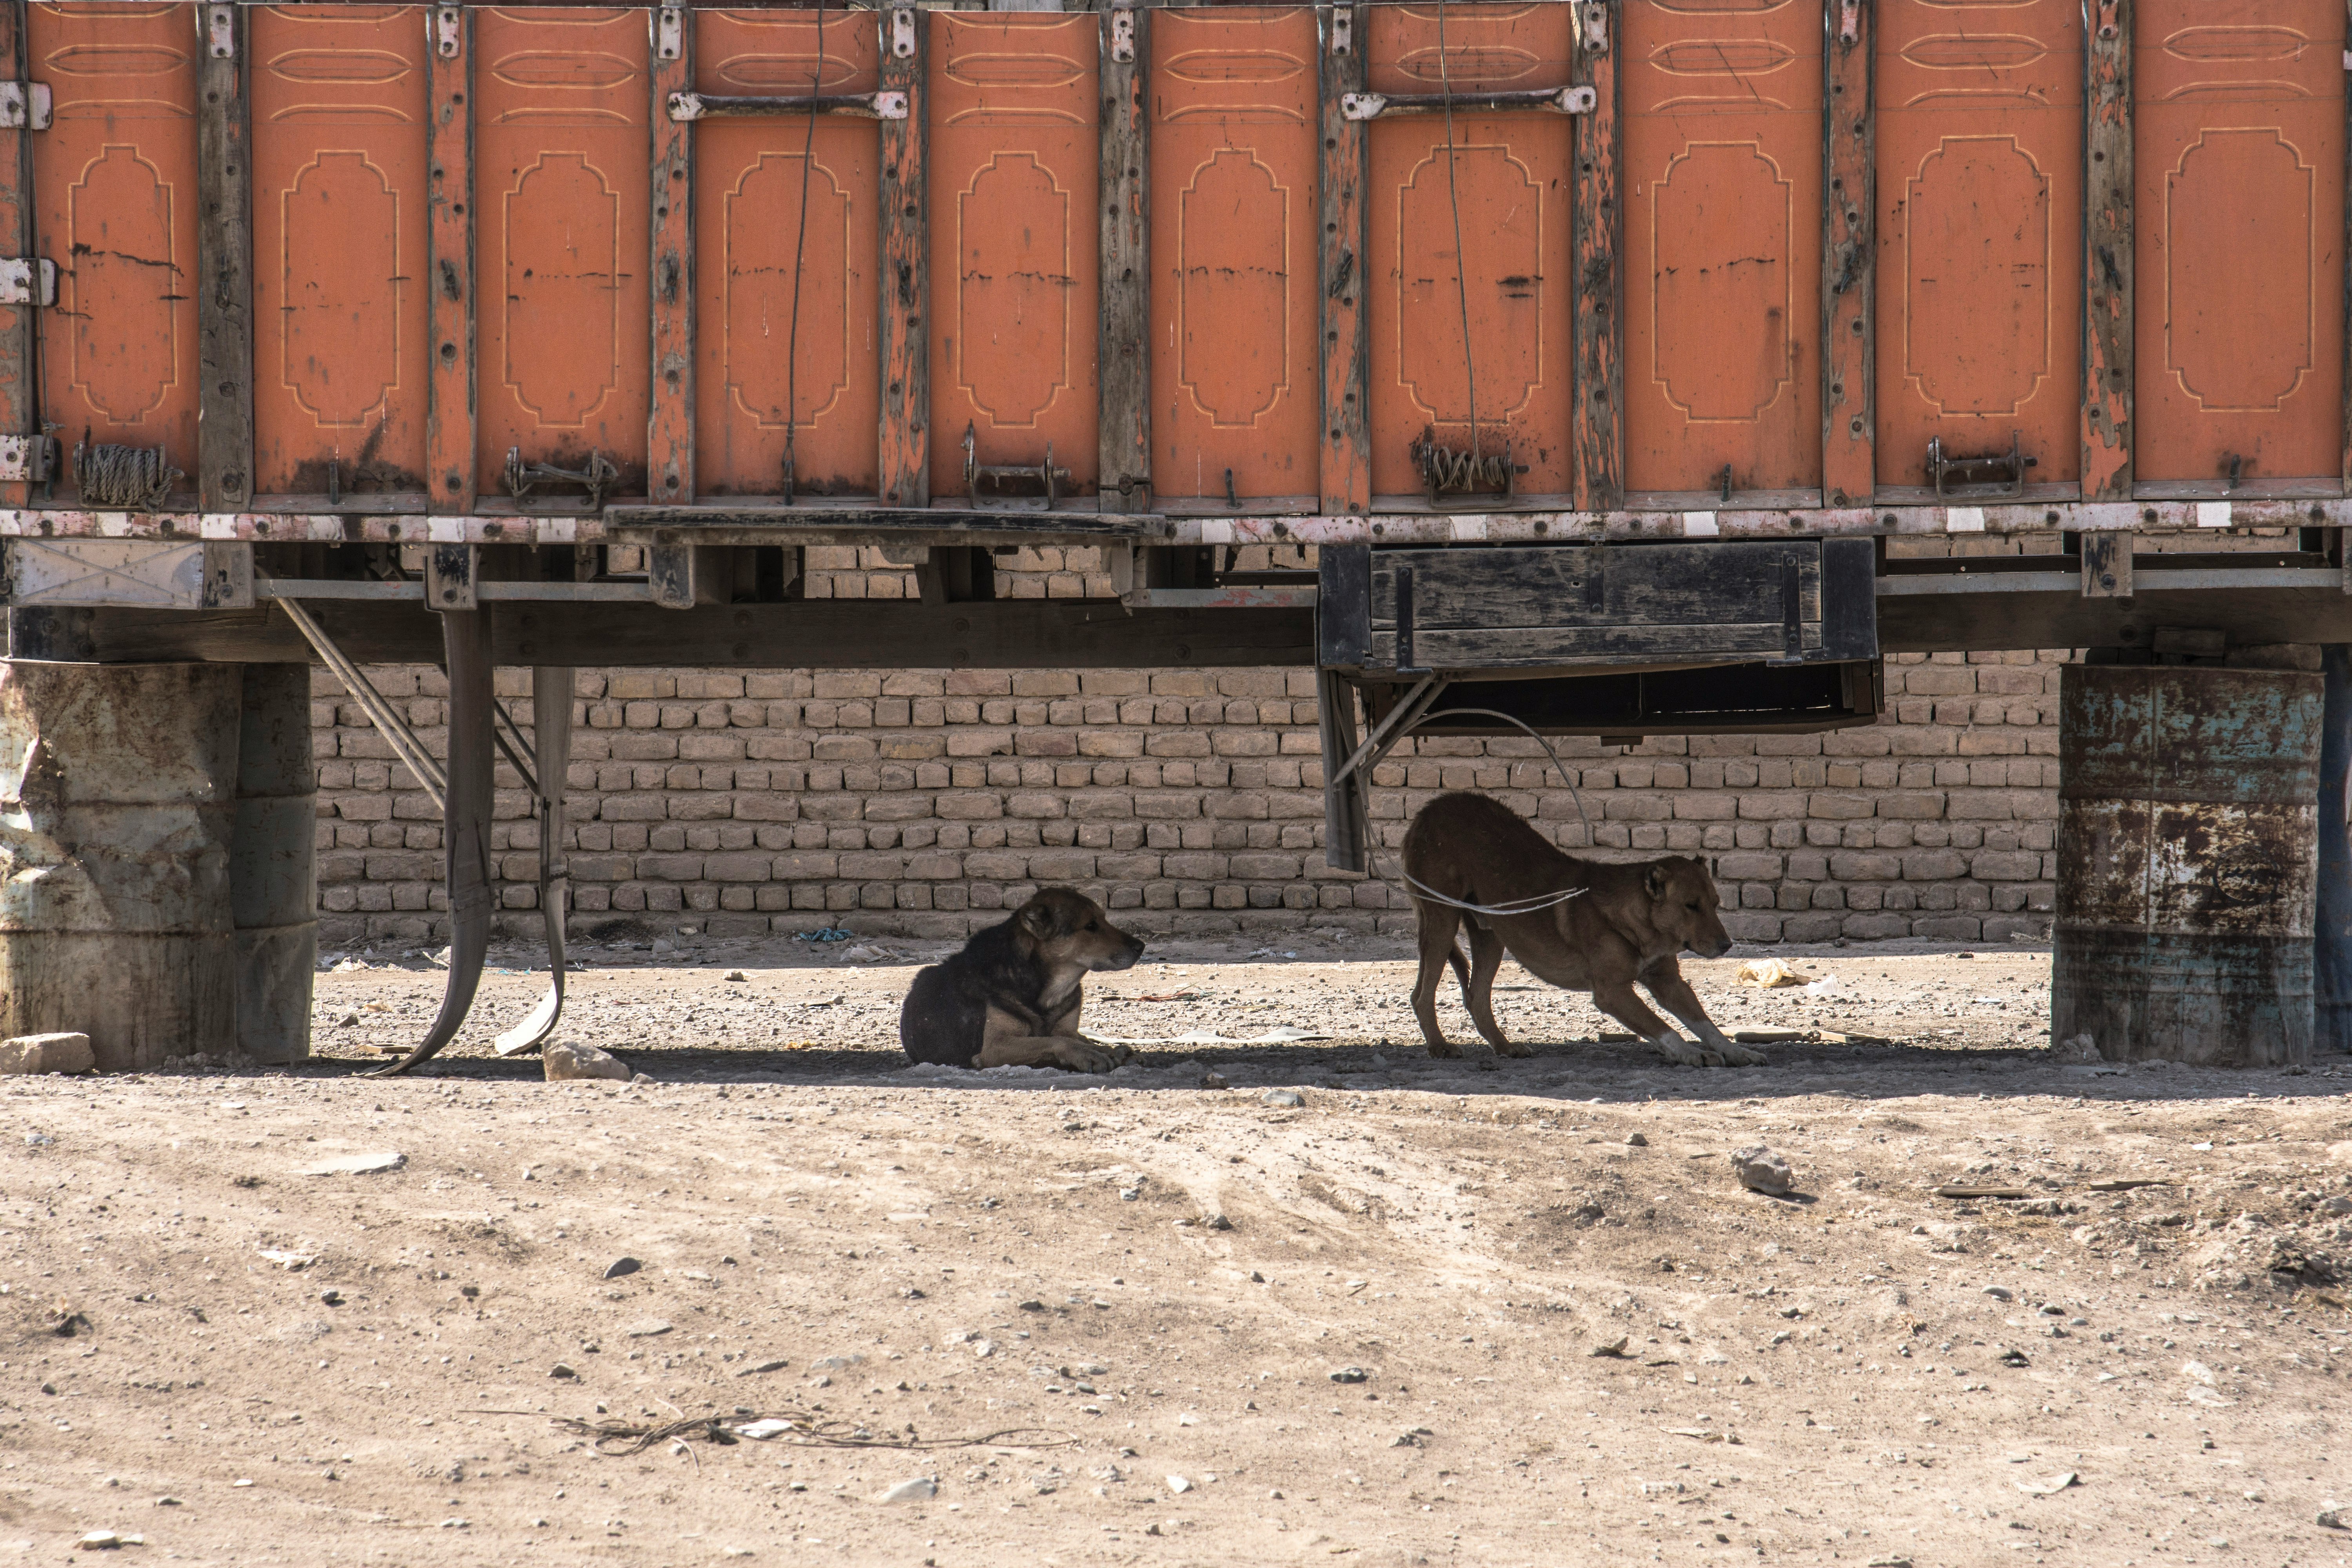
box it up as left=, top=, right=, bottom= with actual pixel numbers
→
left=307, top=538, right=2069, bottom=949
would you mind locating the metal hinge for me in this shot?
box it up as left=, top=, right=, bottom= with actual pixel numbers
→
left=434, top=5, right=462, bottom=60
left=203, top=4, right=234, bottom=60
left=1580, top=1, right=1608, bottom=56
left=1838, top=0, right=1860, bottom=45
left=1328, top=4, right=1353, bottom=58
left=669, top=90, right=908, bottom=122
left=1109, top=6, right=1137, bottom=65
left=0, top=83, right=51, bottom=132
left=0, top=433, right=54, bottom=483
left=2094, top=0, right=2120, bottom=42
left=0, top=258, right=54, bottom=307
left=655, top=5, right=684, bottom=62
left=891, top=6, right=918, bottom=60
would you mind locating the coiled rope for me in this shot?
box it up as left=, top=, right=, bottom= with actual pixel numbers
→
left=74, top=438, right=179, bottom=510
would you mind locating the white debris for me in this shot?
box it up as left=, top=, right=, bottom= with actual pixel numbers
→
left=737, top=1419, right=796, bottom=1440
left=873, top=1477, right=937, bottom=1503
left=0, top=1032, right=93, bottom=1076
left=623, top=1319, right=673, bottom=1338
left=1166, top=1475, right=1192, bottom=1494
left=298, top=1151, right=405, bottom=1176
left=258, top=1249, right=318, bottom=1270
left=2016, top=1472, right=2079, bottom=1495
left=544, top=1041, right=632, bottom=1082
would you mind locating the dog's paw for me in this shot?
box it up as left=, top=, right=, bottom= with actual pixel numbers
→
left=1425, top=1039, right=1465, bottom=1059
left=1492, top=1038, right=1534, bottom=1059
left=1052, top=1040, right=1121, bottom=1073
left=1715, top=1040, right=1768, bottom=1067
left=1650, top=1032, right=1709, bottom=1067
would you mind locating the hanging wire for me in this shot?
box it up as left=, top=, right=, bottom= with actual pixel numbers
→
left=781, top=0, right=826, bottom=505
left=1434, top=0, right=1481, bottom=463
left=1367, top=702, right=1599, bottom=919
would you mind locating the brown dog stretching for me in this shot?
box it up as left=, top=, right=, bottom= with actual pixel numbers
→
left=1401, top=791, right=1763, bottom=1067
left=900, top=887, right=1145, bottom=1071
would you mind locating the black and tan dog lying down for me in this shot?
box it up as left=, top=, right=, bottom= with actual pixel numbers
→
left=900, top=888, right=1146, bottom=1071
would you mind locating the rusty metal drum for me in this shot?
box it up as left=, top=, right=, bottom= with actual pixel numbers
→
left=2053, top=664, right=2323, bottom=1067
left=0, top=661, right=240, bottom=1071
left=232, top=664, right=317, bottom=1065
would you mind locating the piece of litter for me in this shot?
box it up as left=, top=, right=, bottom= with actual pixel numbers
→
left=2016, top=1472, right=2079, bottom=1495
left=258, top=1249, right=317, bottom=1270
left=1734, top=958, right=1810, bottom=988
left=1166, top=1475, right=1192, bottom=1494
left=739, top=1419, right=796, bottom=1440
left=298, top=1151, right=405, bottom=1176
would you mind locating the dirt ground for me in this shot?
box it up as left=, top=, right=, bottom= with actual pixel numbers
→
left=6, top=928, right=2352, bottom=1568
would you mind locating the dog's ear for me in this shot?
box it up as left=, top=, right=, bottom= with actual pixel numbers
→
left=1643, top=864, right=1670, bottom=900
left=1017, top=900, right=1059, bottom=941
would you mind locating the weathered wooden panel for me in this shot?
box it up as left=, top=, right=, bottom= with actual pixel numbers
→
left=647, top=1, right=692, bottom=504
left=1820, top=0, right=1870, bottom=507
left=32, top=2, right=201, bottom=501
left=196, top=2, right=252, bottom=511
left=2134, top=0, right=2343, bottom=492
left=249, top=4, right=430, bottom=501
left=1318, top=1, right=1368, bottom=514
left=1149, top=5, right=1316, bottom=504
left=2053, top=664, right=2322, bottom=1066
left=474, top=7, right=650, bottom=501
left=928, top=11, right=1098, bottom=502
left=878, top=3, right=926, bottom=507
left=1622, top=0, right=1822, bottom=499
left=1098, top=2, right=1148, bottom=511
left=426, top=2, right=475, bottom=512
left=1367, top=3, right=1575, bottom=503
left=1570, top=1, right=1619, bottom=510
left=694, top=7, right=879, bottom=499
left=1875, top=0, right=2082, bottom=495
left=2083, top=0, right=2132, bottom=500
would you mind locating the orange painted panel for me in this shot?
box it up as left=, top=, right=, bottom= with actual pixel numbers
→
left=1623, top=0, right=1822, bottom=496
left=31, top=2, right=199, bottom=497
left=1366, top=4, right=1575, bottom=502
left=2136, top=0, right=2344, bottom=487
left=249, top=5, right=430, bottom=500
left=475, top=7, right=649, bottom=499
left=928, top=12, right=1098, bottom=501
left=1875, top=0, right=2082, bottom=491
left=695, top=9, right=879, bottom=498
left=1149, top=6, right=1318, bottom=503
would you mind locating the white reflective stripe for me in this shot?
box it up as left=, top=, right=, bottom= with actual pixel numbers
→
left=1449, top=515, right=1488, bottom=541
left=1198, top=518, right=1233, bottom=545
left=2195, top=500, right=2232, bottom=528
left=1945, top=506, right=1985, bottom=533
left=1682, top=510, right=1718, bottom=537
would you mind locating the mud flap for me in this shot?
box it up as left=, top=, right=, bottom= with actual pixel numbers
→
left=494, top=667, right=573, bottom=1056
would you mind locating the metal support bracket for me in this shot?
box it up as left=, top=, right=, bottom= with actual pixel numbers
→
left=203, top=4, right=235, bottom=60
left=1580, top=0, right=1609, bottom=54
left=0, top=83, right=51, bottom=131
left=1109, top=6, right=1137, bottom=63
left=434, top=5, right=462, bottom=59
left=668, top=90, right=908, bottom=122
left=1837, top=0, right=1860, bottom=45
left=425, top=541, right=477, bottom=611
left=1328, top=4, right=1352, bottom=57
left=274, top=597, right=449, bottom=813
left=0, top=432, right=54, bottom=482
left=0, top=258, right=56, bottom=307
left=655, top=5, right=684, bottom=61
left=1329, top=673, right=1451, bottom=788
left=1927, top=432, right=2036, bottom=499
left=1342, top=86, right=1597, bottom=120
left=2081, top=531, right=2132, bottom=599
left=891, top=5, right=919, bottom=59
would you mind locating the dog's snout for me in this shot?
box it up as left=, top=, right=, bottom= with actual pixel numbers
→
left=1111, top=935, right=1146, bottom=971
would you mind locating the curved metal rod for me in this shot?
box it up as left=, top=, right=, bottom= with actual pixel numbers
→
left=369, top=608, right=495, bottom=1077
left=494, top=666, right=573, bottom=1056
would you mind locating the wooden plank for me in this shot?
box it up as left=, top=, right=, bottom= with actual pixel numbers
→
left=196, top=3, right=253, bottom=511
left=1822, top=0, right=1871, bottom=508
left=0, top=3, right=30, bottom=508
left=38, top=601, right=1318, bottom=670
left=2082, top=0, right=2132, bottom=500
left=649, top=4, right=693, bottom=505
left=2081, top=530, right=2132, bottom=597
left=1097, top=2, right=1149, bottom=513
left=1571, top=0, right=1621, bottom=510
left=1318, top=3, right=1368, bottom=514
left=426, top=5, right=475, bottom=514
left=878, top=4, right=927, bottom=507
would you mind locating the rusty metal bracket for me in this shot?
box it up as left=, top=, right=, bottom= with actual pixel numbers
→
left=964, top=423, right=1073, bottom=509
left=1412, top=427, right=1520, bottom=505
left=203, top=4, right=234, bottom=60
left=0, top=83, right=51, bottom=132
left=2094, top=0, right=2121, bottom=42
left=505, top=446, right=618, bottom=510
left=891, top=5, right=918, bottom=60
left=0, top=258, right=55, bottom=307
left=434, top=5, right=461, bottom=60
left=1328, top=4, right=1353, bottom=57
left=1109, top=5, right=1137, bottom=64
left=0, top=432, right=53, bottom=483
left=655, top=5, right=684, bottom=62
left=1580, top=0, right=1609, bottom=54
left=1926, top=432, right=2036, bottom=499
left=2223, top=453, right=2245, bottom=491
left=668, top=90, right=908, bottom=122
left=1343, top=86, right=1597, bottom=121
left=1838, top=0, right=1860, bottom=45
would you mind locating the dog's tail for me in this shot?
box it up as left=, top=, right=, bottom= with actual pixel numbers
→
left=1446, top=944, right=1472, bottom=1008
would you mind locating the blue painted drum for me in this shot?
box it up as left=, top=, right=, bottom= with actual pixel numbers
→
left=2053, top=663, right=2324, bottom=1067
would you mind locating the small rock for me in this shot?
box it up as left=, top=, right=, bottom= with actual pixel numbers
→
left=1730, top=1145, right=1792, bottom=1196
left=1329, top=1366, right=1368, bottom=1384
left=1867, top=1558, right=1915, bottom=1568
left=299, top=1151, right=405, bottom=1176
left=0, top=1032, right=93, bottom=1076
left=1589, top=1337, right=1631, bottom=1358
left=808, top=1354, right=865, bottom=1372
left=550, top=1363, right=577, bottom=1379
left=972, top=1339, right=996, bottom=1358
left=603, top=1257, right=642, bottom=1280
left=874, top=1477, right=936, bottom=1504
left=1017, top=1299, right=1046, bottom=1312
left=318, top=1289, right=344, bottom=1307
left=1166, top=1475, right=1192, bottom=1494
left=622, top=1319, right=673, bottom=1338
left=1625, top=1132, right=1648, bottom=1147
left=75, top=1531, right=122, bottom=1551
left=1200, top=1072, right=1229, bottom=1091
left=1998, top=1349, right=2030, bottom=1368
left=1202, top=1214, right=1233, bottom=1232
left=724, top=971, right=747, bottom=982
left=2318, top=1504, right=2346, bottom=1530
left=1261, top=1089, right=1304, bottom=1108
left=1983, top=1285, right=2014, bottom=1301
left=545, top=1041, right=632, bottom=1082
left=735, top=1359, right=789, bottom=1377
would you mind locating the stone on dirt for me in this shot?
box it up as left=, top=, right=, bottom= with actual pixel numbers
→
left=298, top=1151, right=405, bottom=1176
left=874, top=1477, right=936, bottom=1503
left=602, top=1256, right=642, bottom=1279
left=1731, top=1145, right=1793, bottom=1196
left=545, top=1042, right=632, bottom=1082
left=0, top=1032, right=93, bottom=1076
left=1261, top=1089, right=1304, bottom=1108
